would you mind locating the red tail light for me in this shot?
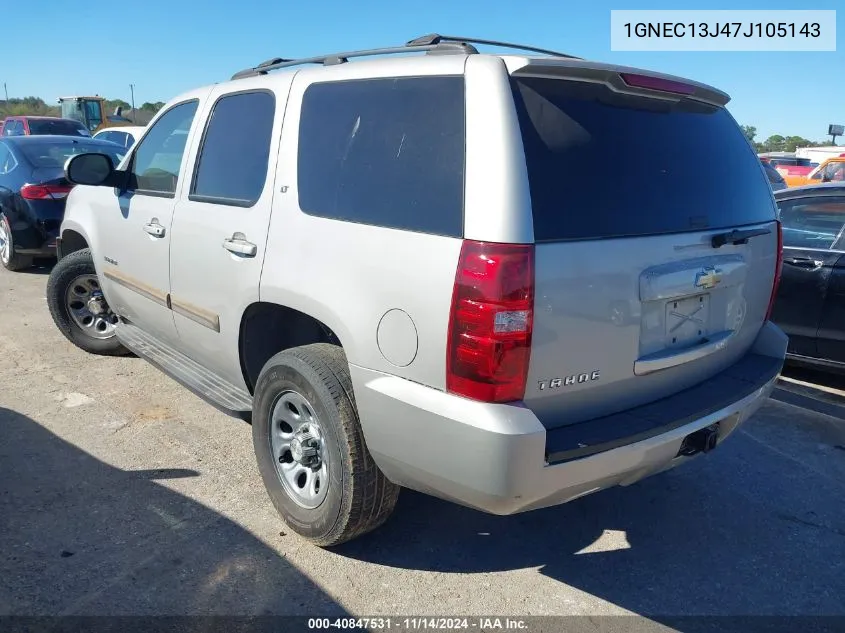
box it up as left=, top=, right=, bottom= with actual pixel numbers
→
left=620, top=72, right=696, bottom=95
left=446, top=240, right=534, bottom=403
left=765, top=220, right=783, bottom=321
left=20, top=184, right=73, bottom=200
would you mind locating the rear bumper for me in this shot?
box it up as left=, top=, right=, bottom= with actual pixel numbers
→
left=351, top=322, right=787, bottom=515
left=10, top=217, right=58, bottom=257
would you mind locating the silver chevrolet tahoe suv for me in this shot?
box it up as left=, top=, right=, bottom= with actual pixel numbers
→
left=46, top=34, right=788, bottom=546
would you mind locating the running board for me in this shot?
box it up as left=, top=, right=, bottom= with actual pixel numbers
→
left=116, top=321, right=253, bottom=420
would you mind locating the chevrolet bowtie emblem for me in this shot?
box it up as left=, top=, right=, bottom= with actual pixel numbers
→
left=695, top=267, right=722, bottom=290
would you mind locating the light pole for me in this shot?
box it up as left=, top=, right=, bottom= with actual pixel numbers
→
left=129, top=84, right=136, bottom=122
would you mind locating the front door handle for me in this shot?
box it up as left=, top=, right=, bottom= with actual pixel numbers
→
left=222, top=233, right=257, bottom=257
left=143, top=219, right=166, bottom=238
left=784, top=256, right=823, bottom=269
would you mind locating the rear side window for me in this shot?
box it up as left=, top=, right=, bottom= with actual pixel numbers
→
left=777, top=196, right=845, bottom=250
left=297, top=76, right=465, bottom=237
left=511, top=77, right=776, bottom=241
left=191, top=91, right=275, bottom=206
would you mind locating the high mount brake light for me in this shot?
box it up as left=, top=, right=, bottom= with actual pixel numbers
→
left=620, top=73, right=696, bottom=96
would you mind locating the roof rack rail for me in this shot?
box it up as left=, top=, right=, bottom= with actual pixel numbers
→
left=230, top=33, right=579, bottom=80
left=231, top=41, right=477, bottom=80
left=406, top=33, right=582, bottom=60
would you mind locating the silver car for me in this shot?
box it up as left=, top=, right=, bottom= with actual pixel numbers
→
left=46, top=34, right=787, bottom=546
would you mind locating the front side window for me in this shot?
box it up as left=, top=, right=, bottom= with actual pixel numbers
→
left=297, top=76, right=465, bottom=237
left=777, top=196, right=845, bottom=250
left=84, top=101, right=103, bottom=131
left=129, top=100, right=198, bottom=195
left=190, top=91, right=275, bottom=206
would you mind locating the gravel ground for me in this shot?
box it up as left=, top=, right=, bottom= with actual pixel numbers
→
left=1, top=260, right=844, bottom=622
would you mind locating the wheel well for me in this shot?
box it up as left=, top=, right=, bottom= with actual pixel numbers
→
left=60, top=230, right=89, bottom=258
left=239, top=302, right=342, bottom=394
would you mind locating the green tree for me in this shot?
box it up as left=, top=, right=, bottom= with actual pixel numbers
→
left=763, top=135, right=786, bottom=152
left=740, top=125, right=757, bottom=143
left=140, top=101, right=164, bottom=113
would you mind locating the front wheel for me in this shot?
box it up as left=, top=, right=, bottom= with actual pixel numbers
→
left=252, top=343, right=399, bottom=547
left=46, top=248, right=129, bottom=356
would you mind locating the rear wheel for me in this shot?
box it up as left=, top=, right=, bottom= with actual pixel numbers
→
left=46, top=248, right=129, bottom=356
left=0, top=213, right=33, bottom=271
left=252, top=343, right=399, bottom=547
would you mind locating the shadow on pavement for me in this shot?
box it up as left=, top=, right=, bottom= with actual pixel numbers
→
left=0, top=407, right=345, bottom=616
left=339, top=414, right=845, bottom=617
left=21, top=259, right=56, bottom=276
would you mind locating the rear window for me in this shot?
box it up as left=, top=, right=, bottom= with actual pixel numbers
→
left=27, top=119, right=90, bottom=137
left=511, top=77, right=776, bottom=241
left=19, top=141, right=125, bottom=170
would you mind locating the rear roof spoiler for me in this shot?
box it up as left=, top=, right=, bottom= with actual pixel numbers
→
left=506, top=58, right=730, bottom=107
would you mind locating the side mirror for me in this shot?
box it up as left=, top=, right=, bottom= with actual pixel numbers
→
left=65, top=153, right=119, bottom=187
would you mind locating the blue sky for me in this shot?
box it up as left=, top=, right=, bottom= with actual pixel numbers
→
left=3, top=0, right=841, bottom=142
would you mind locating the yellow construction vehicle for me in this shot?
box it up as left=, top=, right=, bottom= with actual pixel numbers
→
left=57, top=96, right=134, bottom=134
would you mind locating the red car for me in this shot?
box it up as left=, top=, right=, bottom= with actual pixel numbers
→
left=0, top=116, right=91, bottom=138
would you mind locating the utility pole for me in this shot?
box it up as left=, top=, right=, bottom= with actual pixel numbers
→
left=3, top=83, right=7, bottom=102
left=129, top=84, right=136, bottom=122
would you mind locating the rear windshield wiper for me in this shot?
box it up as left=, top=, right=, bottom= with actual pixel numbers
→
left=711, top=227, right=771, bottom=248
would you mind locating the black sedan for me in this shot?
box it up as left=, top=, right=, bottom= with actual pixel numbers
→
left=771, top=183, right=845, bottom=372
left=0, top=135, right=125, bottom=271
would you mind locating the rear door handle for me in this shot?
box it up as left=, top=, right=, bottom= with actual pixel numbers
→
left=222, top=233, right=257, bottom=257
left=784, top=256, right=823, bottom=269
left=143, top=219, right=166, bottom=238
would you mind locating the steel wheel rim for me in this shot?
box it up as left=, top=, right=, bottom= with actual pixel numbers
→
left=65, top=274, right=119, bottom=339
left=0, top=220, right=10, bottom=265
left=269, top=390, right=329, bottom=509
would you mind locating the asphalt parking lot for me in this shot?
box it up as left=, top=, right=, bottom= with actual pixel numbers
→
left=1, top=260, right=844, bottom=621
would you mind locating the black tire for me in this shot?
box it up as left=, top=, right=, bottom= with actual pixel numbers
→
left=252, top=343, right=399, bottom=547
left=0, top=213, right=33, bottom=272
left=46, top=248, right=129, bottom=356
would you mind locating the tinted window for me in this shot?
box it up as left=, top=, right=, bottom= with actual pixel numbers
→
left=762, top=162, right=785, bottom=184
left=18, top=140, right=125, bottom=170
left=297, top=76, right=465, bottom=237
left=191, top=91, right=275, bottom=206
left=27, top=119, right=90, bottom=136
left=777, top=197, right=845, bottom=250
left=1, top=121, right=12, bottom=136
left=130, top=100, right=198, bottom=195
left=511, top=77, right=777, bottom=241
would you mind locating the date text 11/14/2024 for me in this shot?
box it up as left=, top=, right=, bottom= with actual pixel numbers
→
left=623, top=22, right=822, bottom=39
left=308, top=618, right=529, bottom=630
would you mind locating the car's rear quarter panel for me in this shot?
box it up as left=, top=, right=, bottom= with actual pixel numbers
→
left=259, top=56, right=469, bottom=391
